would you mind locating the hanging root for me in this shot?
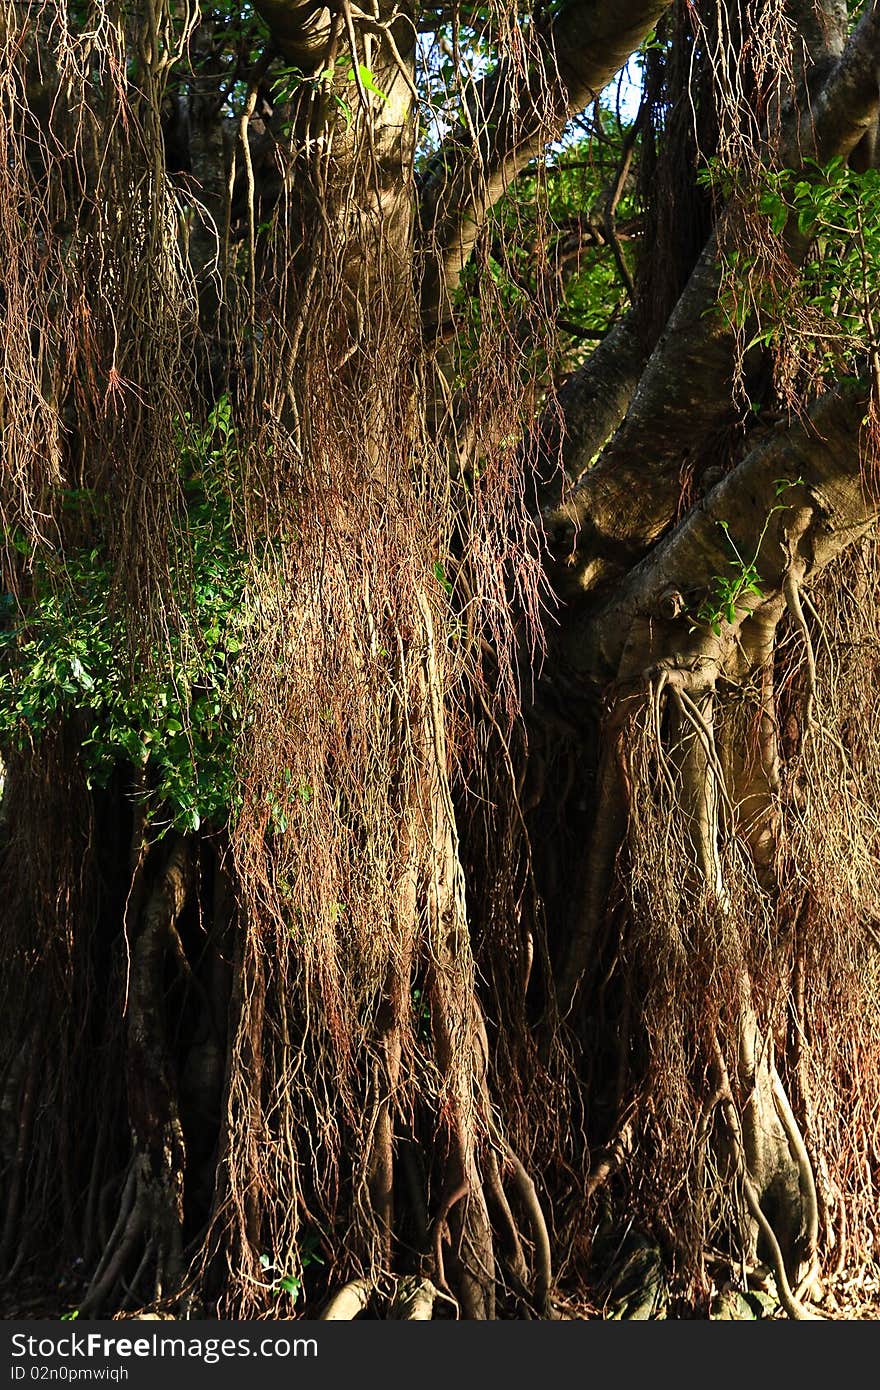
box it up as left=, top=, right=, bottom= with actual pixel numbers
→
left=711, top=1034, right=818, bottom=1321
left=593, top=661, right=845, bottom=1310
left=431, top=1176, right=470, bottom=1296
left=585, top=1121, right=635, bottom=1202
left=783, top=570, right=817, bottom=729
left=81, top=838, right=193, bottom=1317
left=501, top=1145, right=554, bottom=1317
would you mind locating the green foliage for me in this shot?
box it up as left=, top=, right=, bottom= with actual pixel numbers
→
left=271, top=58, right=386, bottom=130
left=0, top=400, right=247, bottom=835
left=700, top=155, right=880, bottom=374
left=270, top=65, right=306, bottom=104
left=695, top=520, right=768, bottom=636
left=449, top=127, right=637, bottom=396
left=349, top=63, right=387, bottom=101
left=174, top=1, right=272, bottom=117
left=433, top=560, right=453, bottom=595
left=257, top=1234, right=325, bottom=1303
left=695, top=480, right=803, bottom=635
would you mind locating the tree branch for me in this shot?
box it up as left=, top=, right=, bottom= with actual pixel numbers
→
left=417, top=0, right=671, bottom=333
left=253, top=0, right=335, bottom=67
left=545, top=1, right=880, bottom=598
left=528, top=312, right=649, bottom=510
left=573, top=380, right=876, bottom=683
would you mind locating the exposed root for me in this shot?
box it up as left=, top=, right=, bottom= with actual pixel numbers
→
left=712, top=1035, right=818, bottom=1321
left=320, top=1279, right=374, bottom=1320
left=391, top=1275, right=438, bottom=1320
left=81, top=1164, right=137, bottom=1313
left=80, top=1163, right=147, bottom=1317
left=739, top=1176, right=820, bottom=1319
left=768, top=1065, right=820, bottom=1277
left=121, top=1238, right=156, bottom=1311
left=431, top=1176, right=470, bottom=1299
left=502, top=1145, right=554, bottom=1317
left=483, top=1148, right=530, bottom=1295
left=81, top=839, right=193, bottom=1317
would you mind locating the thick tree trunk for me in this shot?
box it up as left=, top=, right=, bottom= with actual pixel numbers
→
left=3, top=0, right=880, bottom=1326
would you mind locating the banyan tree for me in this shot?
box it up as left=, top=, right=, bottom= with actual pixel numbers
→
left=1, top=0, right=879, bottom=1320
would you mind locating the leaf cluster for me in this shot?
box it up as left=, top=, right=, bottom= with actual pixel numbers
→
left=0, top=401, right=248, bottom=835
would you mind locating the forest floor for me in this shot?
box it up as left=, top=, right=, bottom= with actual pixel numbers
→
left=2, top=1261, right=880, bottom=1320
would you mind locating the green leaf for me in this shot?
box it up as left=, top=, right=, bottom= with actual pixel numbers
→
left=70, top=656, right=95, bottom=691
left=434, top=561, right=453, bottom=595
left=350, top=63, right=387, bottom=101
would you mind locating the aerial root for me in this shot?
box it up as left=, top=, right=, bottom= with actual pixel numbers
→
left=80, top=1162, right=137, bottom=1312
left=739, top=1174, right=821, bottom=1320
left=791, top=939, right=836, bottom=1267
left=319, top=1279, right=374, bottom=1320
left=830, top=1182, right=848, bottom=1278
left=501, top=1144, right=554, bottom=1317
left=78, top=1157, right=186, bottom=1317
left=431, top=1176, right=469, bottom=1296
left=484, top=1148, right=530, bottom=1294
left=673, top=688, right=735, bottom=818
left=318, top=1275, right=453, bottom=1321
left=584, top=1119, right=635, bottom=1201
left=121, top=1238, right=156, bottom=1310
left=79, top=1165, right=147, bottom=1317
left=784, top=572, right=817, bottom=730
left=78, top=841, right=192, bottom=1318
left=390, top=1275, right=438, bottom=1320
left=711, top=1034, right=820, bottom=1321
left=648, top=671, right=677, bottom=798
left=768, top=1066, right=820, bottom=1277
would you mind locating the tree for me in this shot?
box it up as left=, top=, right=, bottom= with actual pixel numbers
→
left=0, top=0, right=879, bottom=1320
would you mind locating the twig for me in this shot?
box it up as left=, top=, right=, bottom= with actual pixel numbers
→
left=601, top=103, right=642, bottom=303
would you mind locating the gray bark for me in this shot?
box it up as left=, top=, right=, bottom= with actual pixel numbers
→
left=545, top=3, right=880, bottom=599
